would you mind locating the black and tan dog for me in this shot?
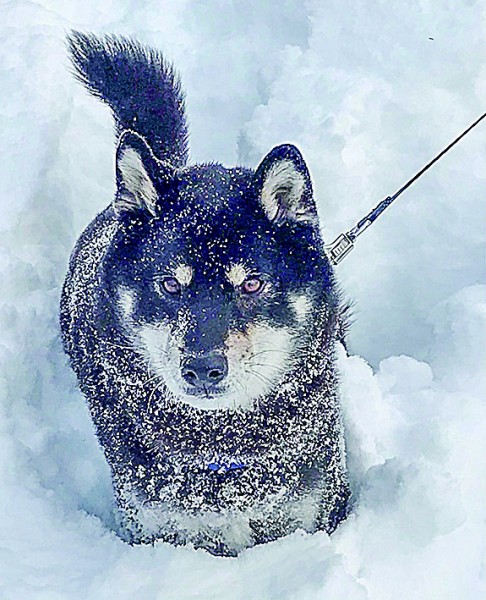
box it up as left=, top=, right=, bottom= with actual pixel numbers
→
left=60, top=32, right=350, bottom=555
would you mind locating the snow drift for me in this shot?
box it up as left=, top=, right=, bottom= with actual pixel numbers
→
left=0, top=0, right=485, bottom=598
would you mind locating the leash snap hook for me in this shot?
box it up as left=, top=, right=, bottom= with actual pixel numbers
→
left=325, top=233, right=355, bottom=265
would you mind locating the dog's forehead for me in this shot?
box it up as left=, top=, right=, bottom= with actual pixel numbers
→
left=177, top=163, right=252, bottom=209
left=148, top=164, right=276, bottom=269
left=167, top=224, right=274, bottom=278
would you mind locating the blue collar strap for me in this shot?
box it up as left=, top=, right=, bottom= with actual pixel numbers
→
left=207, top=460, right=246, bottom=473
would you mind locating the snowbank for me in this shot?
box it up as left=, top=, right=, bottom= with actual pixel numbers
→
left=0, top=1, right=485, bottom=598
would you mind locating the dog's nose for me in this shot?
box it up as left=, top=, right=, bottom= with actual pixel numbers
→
left=181, top=353, right=228, bottom=388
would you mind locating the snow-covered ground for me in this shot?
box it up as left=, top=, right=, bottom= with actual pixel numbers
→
left=1, top=1, right=485, bottom=598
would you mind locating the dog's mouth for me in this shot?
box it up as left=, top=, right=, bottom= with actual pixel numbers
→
left=181, top=384, right=227, bottom=399
left=172, top=381, right=254, bottom=411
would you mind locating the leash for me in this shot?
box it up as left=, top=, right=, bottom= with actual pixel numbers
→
left=325, top=111, right=486, bottom=265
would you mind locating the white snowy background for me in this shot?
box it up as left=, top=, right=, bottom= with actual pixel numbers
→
left=1, top=0, right=485, bottom=598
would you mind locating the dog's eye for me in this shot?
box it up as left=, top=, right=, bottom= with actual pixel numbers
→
left=241, top=277, right=264, bottom=295
left=155, top=276, right=181, bottom=295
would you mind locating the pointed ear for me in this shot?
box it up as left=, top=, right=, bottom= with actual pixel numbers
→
left=254, top=144, right=317, bottom=226
left=115, top=130, right=174, bottom=217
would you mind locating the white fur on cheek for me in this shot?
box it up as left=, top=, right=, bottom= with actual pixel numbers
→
left=135, top=309, right=194, bottom=406
left=137, top=323, right=171, bottom=376
left=245, top=322, right=294, bottom=388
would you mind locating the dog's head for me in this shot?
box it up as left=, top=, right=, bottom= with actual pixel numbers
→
left=104, top=131, right=334, bottom=410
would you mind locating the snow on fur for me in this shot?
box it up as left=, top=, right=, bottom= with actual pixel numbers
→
left=0, top=0, right=485, bottom=598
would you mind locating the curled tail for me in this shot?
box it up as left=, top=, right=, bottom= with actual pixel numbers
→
left=67, top=31, right=189, bottom=167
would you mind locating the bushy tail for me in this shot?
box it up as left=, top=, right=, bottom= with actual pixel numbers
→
left=67, top=31, right=189, bottom=167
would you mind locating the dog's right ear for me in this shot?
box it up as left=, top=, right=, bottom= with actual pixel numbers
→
left=115, top=130, right=175, bottom=217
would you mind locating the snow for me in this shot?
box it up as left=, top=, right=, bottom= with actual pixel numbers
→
left=0, top=0, right=485, bottom=598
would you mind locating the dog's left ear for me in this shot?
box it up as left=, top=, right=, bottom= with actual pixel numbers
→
left=254, top=144, right=317, bottom=226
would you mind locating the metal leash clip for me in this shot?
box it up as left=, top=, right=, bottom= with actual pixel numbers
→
left=325, top=233, right=354, bottom=265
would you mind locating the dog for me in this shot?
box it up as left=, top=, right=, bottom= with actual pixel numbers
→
left=60, top=32, right=350, bottom=556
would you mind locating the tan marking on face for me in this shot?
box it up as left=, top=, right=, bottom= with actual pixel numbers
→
left=174, top=264, right=193, bottom=286
left=226, top=263, right=250, bottom=287
left=225, top=330, right=252, bottom=363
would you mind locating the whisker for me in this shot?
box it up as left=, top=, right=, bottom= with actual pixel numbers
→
left=147, top=379, right=166, bottom=413
left=246, top=349, right=289, bottom=360
left=233, top=375, right=247, bottom=398
left=244, top=361, right=287, bottom=372
left=142, top=372, right=163, bottom=388
left=249, top=372, right=273, bottom=390
left=103, top=340, right=134, bottom=351
left=245, top=367, right=275, bottom=388
left=233, top=376, right=245, bottom=393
